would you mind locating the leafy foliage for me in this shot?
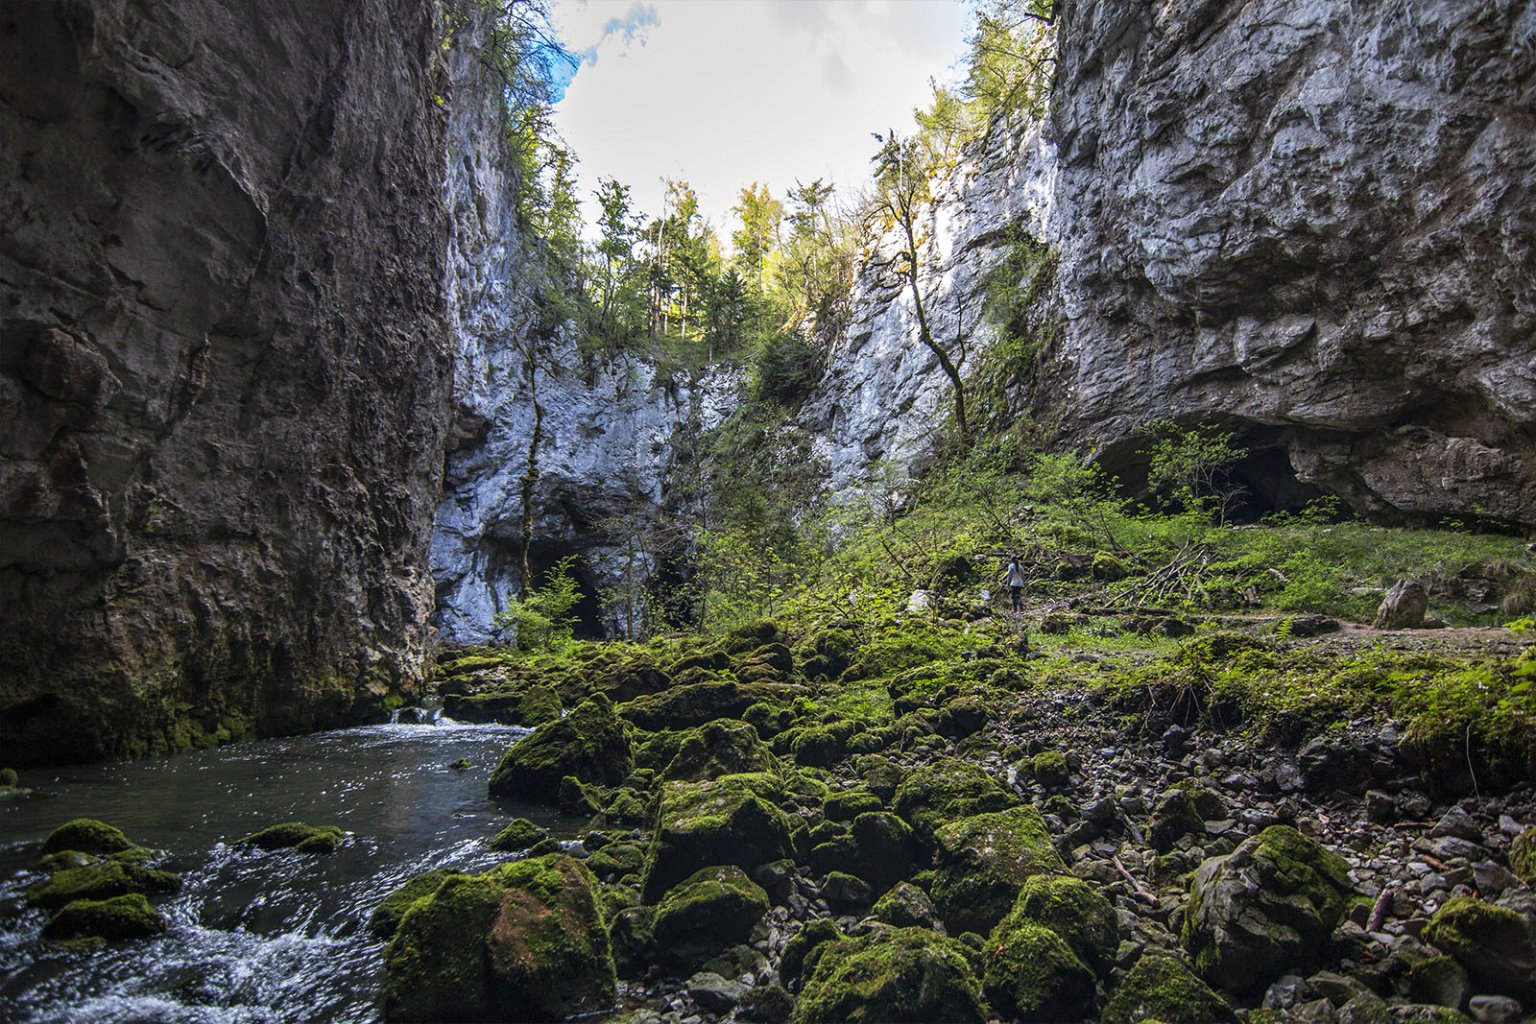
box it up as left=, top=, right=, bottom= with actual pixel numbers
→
left=495, top=557, right=582, bottom=653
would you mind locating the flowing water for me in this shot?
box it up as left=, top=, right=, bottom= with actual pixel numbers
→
left=0, top=717, right=558, bottom=1023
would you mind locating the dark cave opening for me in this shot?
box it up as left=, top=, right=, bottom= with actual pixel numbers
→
left=523, top=540, right=605, bottom=640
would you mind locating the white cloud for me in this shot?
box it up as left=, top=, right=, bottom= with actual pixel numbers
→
left=549, top=0, right=971, bottom=239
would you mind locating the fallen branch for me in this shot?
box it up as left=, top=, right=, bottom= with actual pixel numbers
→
left=1367, top=887, right=1394, bottom=933
left=1113, top=856, right=1160, bottom=907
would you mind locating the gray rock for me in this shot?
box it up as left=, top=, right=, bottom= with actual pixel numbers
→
left=1376, top=580, right=1430, bottom=630
left=686, top=972, right=749, bottom=1015
left=1467, top=995, right=1525, bottom=1024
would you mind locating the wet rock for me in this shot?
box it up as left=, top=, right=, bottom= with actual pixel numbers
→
left=41, top=818, right=137, bottom=857
left=42, top=892, right=168, bottom=944
left=931, top=807, right=1066, bottom=935
left=890, top=758, right=1017, bottom=843
left=738, top=982, right=795, bottom=1023
left=1422, top=896, right=1536, bottom=1001
left=369, top=870, right=454, bottom=940
left=1102, top=952, right=1236, bottom=1024
left=1376, top=580, right=1429, bottom=629
left=793, top=927, right=986, bottom=1024
left=239, top=822, right=344, bottom=854
left=488, top=817, right=548, bottom=853
left=381, top=854, right=614, bottom=1022
left=640, top=774, right=800, bottom=902
left=1183, top=825, right=1354, bottom=993
left=1431, top=806, right=1485, bottom=843
left=27, top=860, right=181, bottom=910
left=488, top=694, right=632, bottom=801
left=818, top=872, right=871, bottom=909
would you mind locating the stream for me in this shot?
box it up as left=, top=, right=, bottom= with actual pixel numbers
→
left=0, top=717, right=556, bottom=1023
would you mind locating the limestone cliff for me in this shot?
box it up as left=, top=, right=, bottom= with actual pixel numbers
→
left=811, top=0, right=1536, bottom=527
left=0, top=0, right=454, bottom=764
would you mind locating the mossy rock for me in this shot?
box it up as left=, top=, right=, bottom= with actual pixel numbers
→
left=1101, top=952, right=1236, bottom=1024
left=1422, top=895, right=1536, bottom=1000
left=652, top=865, right=771, bottom=971
left=381, top=854, right=615, bottom=1022
left=0, top=768, right=18, bottom=789
left=791, top=927, right=987, bottom=1024
left=488, top=817, right=548, bottom=853
left=935, top=698, right=987, bottom=740
left=640, top=773, right=800, bottom=903
left=982, top=920, right=1096, bottom=1022
left=780, top=917, right=843, bottom=986
left=41, top=818, right=137, bottom=856
left=726, top=619, right=783, bottom=653
left=1004, top=873, right=1119, bottom=973
left=790, top=727, right=844, bottom=769
left=488, top=694, right=632, bottom=802
left=871, top=881, right=944, bottom=931
left=586, top=842, right=646, bottom=883
left=1508, top=827, right=1536, bottom=886
left=620, top=681, right=760, bottom=731
left=239, top=822, right=345, bottom=854
left=852, top=755, right=905, bottom=802
left=1182, top=825, right=1353, bottom=993
left=660, top=720, right=780, bottom=781
left=608, top=905, right=657, bottom=978
left=444, top=683, right=563, bottom=727
left=808, top=812, right=918, bottom=893
left=669, top=646, right=731, bottom=676
left=599, top=789, right=651, bottom=829
left=42, top=893, right=168, bottom=944
left=1026, top=750, right=1071, bottom=789
left=28, top=860, right=181, bottom=910
left=891, top=758, right=1017, bottom=843
left=931, top=807, right=1065, bottom=935
left=1149, top=787, right=1205, bottom=854
left=370, top=870, right=454, bottom=940
left=744, top=701, right=796, bottom=738
left=824, top=789, right=883, bottom=822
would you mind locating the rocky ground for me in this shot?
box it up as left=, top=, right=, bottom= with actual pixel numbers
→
left=363, top=618, right=1536, bottom=1024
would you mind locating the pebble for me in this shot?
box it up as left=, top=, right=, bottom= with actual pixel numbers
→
left=1469, top=994, right=1525, bottom=1024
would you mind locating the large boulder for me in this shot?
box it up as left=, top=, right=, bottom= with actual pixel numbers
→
left=656, top=720, right=780, bottom=781
left=41, top=892, right=168, bottom=944
left=651, top=865, right=771, bottom=971
left=640, top=773, right=800, bottom=902
left=1004, top=874, right=1119, bottom=974
left=488, top=694, right=631, bottom=801
left=930, top=807, right=1065, bottom=935
left=891, top=758, right=1017, bottom=843
left=1376, top=579, right=1429, bottom=629
left=41, top=818, right=137, bottom=856
left=792, top=927, right=987, bottom=1024
left=619, top=681, right=759, bottom=731
left=981, top=920, right=1096, bottom=1023
left=381, top=854, right=615, bottom=1022
left=808, top=811, right=918, bottom=893
left=1423, top=895, right=1536, bottom=1001
left=1101, top=952, right=1236, bottom=1024
left=1182, top=825, right=1353, bottom=993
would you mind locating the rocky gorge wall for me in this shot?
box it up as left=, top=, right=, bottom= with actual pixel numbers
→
left=807, top=0, right=1536, bottom=527
left=0, top=0, right=455, bottom=764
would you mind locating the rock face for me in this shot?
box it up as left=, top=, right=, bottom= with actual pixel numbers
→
left=0, top=0, right=455, bottom=764
left=812, top=0, right=1536, bottom=526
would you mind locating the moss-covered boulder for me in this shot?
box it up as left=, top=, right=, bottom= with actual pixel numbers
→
left=789, top=727, right=844, bottom=768
left=1101, top=952, right=1236, bottom=1024
left=1149, top=787, right=1206, bottom=853
left=808, top=811, right=918, bottom=893
left=982, top=920, right=1096, bottom=1022
left=28, top=860, right=181, bottom=910
left=239, top=822, right=344, bottom=853
left=930, top=807, right=1065, bottom=935
left=381, top=854, right=615, bottom=1022
left=42, top=892, right=168, bottom=944
left=369, top=870, right=454, bottom=940
left=1422, top=895, right=1536, bottom=1000
left=0, top=767, right=18, bottom=789
left=659, top=720, right=780, bottom=781
left=619, top=681, right=758, bottom=731
left=41, top=818, right=138, bottom=857
left=780, top=917, right=843, bottom=987
left=1005, top=874, right=1119, bottom=973
left=891, top=758, right=1017, bottom=843
left=652, top=865, right=771, bottom=971
left=488, top=694, right=632, bottom=801
left=488, top=817, right=549, bottom=853
left=824, top=789, right=883, bottom=822
left=792, top=927, right=987, bottom=1024
left=1509, top=827, right=1536, bottom=886
left=1182, top=825, right=1353, bottom=993
left=444, top=683, right=562, bottom=727
left=871, top=881, right=945, bottom=931
left=640, top=773, right=801, bottom=903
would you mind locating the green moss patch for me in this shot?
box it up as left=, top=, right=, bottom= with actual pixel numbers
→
left=890, top=758, right=1017, bottom=843
left=41, top=818, right=137, bottom=856
left=1422, top=895, right=1536, bottom=1000
left=791, top=927, right=987, bottom=1024
left=1102, top=952, right=1236, bottom=1024
left=651, top=865, right=771, bottom=971
left=640, top=773, right=800, bottom=902
left=239, top=822, right=345, bottom=854
left=28, top=860, right=181, bottom=911
left=42, top=892, right=168, bottom=944
left=369, top=870, right=453, bottom=940
left=1005, top=873, right=1119, bottom=973
left=982, top=920, right=1095, bottom=1022
left=930, top=806, right=1065, bottom=935
left=488, top=694, right=632, bottom=801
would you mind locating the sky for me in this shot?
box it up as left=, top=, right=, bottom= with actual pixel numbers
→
left=546, top=0, right=972, bottom=241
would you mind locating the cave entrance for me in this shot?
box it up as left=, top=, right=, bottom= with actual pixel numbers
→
left=524, top=541, right=605, bottom=640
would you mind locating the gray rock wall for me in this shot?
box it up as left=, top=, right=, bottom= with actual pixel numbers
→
left=1049, top=0, right=1536, bottom=524
left=0, top=0, right=454, bottom=764
left=814, top=0, right=1535, bottom=526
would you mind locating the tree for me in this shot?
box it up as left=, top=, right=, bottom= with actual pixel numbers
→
left=867, top=130, right=971, bottom=444
left=593, top=178, right=641, bottom=338
left=731, top=183, right=784, bottom=293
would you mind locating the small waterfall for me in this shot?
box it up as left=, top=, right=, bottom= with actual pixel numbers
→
left=388, top=700, right=445, bottom=725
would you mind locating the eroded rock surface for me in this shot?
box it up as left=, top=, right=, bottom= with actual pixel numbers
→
left=0, top=0, right=456, bottom=763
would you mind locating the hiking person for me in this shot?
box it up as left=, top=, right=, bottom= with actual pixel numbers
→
left=1003, top=554, right=1027, bottom=614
